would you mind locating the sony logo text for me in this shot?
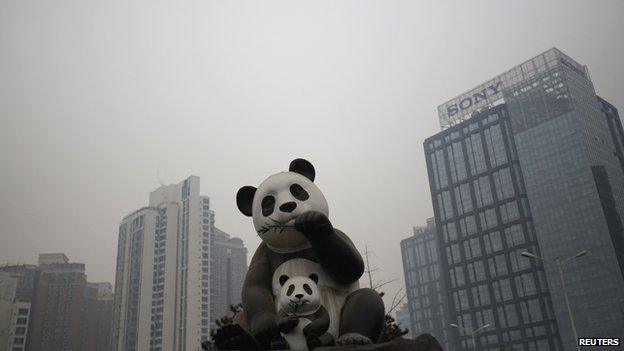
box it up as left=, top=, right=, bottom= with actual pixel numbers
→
left=446, top=82, right=502, bottom=117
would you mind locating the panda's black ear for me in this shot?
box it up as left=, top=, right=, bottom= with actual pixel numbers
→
left=279, top=275, right=289, bottom=286
left=309, top=273, right=319, bottom=284
left=236, top=186, right=256, bottom=217
left=289, top=158, right=315, bottom=182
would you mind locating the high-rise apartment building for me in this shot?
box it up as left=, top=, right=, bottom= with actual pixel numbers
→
left=84, top=282, right=114, bottom=351
left=424, top=48, right=624, bottom=350
left=0, top=264, right=38, bottom=351
left=29, top=254, right=88, bottom=351
left=0, top=256, right=112, bottom=351
left=112, top=176, right=248, bottom=351
left=400, top=218, right=454, bottom=350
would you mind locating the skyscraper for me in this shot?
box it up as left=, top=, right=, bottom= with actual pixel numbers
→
left=394, top=304, right=413, bottom=339
left=425, top=48, right=624, bottom=350
left=210, top=228, right=248, bottom=325
left=400, top=218, right=453, bottom=350
left=112, top=176, right=248, bottom=351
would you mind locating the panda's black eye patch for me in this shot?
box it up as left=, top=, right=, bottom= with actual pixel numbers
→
left=286, top=284, right=295, bottom=296
left=261, top=195, right=275, bottom=217
left=303, top=284, right=312, bottom=295
left=290, top=184, right=309, bottom=201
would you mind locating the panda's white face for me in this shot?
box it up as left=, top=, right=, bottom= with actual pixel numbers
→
left=252, top=172, right=328, bottom=251
left=277, top=274, right=321, bottom=316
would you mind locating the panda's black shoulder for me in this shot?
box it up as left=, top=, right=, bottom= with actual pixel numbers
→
left=248, top=242, right=269, bottom=266
left=333, top=228, right=355, bottom=244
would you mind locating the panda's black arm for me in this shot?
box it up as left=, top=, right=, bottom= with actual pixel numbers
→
left=296, top=211, right=364, bottom=284
left=302, top=306, right=330, bottom=337
left=242, top=244, right=278, bottom=338
left=316, top=229, right=364, bottom=284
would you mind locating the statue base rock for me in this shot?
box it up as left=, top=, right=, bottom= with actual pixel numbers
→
left=315, top=334, right=443, bottom=351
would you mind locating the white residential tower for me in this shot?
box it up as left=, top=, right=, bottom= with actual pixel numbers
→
left=112, top=176, right=247, bottom=351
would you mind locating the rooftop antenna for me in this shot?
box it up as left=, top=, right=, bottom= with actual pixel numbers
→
left=156, top=170, right=169, bottom=203
left=156, top=170, right=166, bottom=186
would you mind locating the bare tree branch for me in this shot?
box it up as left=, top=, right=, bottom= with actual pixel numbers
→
left=363, top=245, right=380, bottom=289
left=372, top=278, right=397, bottom=290
left=362, top=243, right=406, bottom=316
left=387, top=286, right=406, bottom=315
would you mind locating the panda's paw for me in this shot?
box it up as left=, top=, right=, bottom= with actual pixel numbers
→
left=270, top=335, right=290, bottom=350
left=295, top=211, right=332, bottom=237
left=213, top=324, right=261, bottom=351
left=277, top=315, right=299, bottom=332
left=336, top=332, right=373, bottom=346
left=306, top=334, right=321, bottom=350
left=250, top=313, right=278, bottom=344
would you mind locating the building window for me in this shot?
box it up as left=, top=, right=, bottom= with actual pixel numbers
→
left=466, top=133, right=487, bottom=175
left=484, top=124, right=508, bottom=167
left=492, top=167, right=515, bottom=200
left=474, top=176, right=493, bottom=208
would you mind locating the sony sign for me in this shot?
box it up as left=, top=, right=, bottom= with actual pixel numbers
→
left=446, top=81, right=502, bottom=117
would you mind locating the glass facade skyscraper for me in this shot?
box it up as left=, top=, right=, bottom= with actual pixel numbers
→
left=425, top=106, right=562, bottom=351
left=423, top=48, right=624, bottom=350
left=210, top=227, right=248, bottom=324
left=394, top=304, right=413, bottom=339
left=400, top=218, right=454, bottom=350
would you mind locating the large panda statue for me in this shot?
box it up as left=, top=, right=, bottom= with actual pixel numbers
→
left=236, top=158, right=385, bottom=349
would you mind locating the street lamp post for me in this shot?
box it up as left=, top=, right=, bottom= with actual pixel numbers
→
left=521, top=250, right=588, bottom=351
left=450, top=323, right=491, bottom=351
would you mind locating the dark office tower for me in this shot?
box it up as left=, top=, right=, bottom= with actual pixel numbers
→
left=400, top=218, right=454, bottom=350
left=425, top=105, right=562, bottom=351
left=394, top=304, right=413, bottom=339
left=429, top=48, right=624, bottom=350
left=597, top=98, right=624, bottom=276
left=210, top=227, right=248, bottom=326
left=600, top=98, right=624, bottom=175
left=29, top=254, right=88, bottom=351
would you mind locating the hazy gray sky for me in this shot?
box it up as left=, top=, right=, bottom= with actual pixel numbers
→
left=1, top=0, right=623, bottom=305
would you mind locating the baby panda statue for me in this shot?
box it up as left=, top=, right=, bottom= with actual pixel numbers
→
left=271, top=274, right=334, bottom=351
left=236, top=158, right=385, bottom=350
